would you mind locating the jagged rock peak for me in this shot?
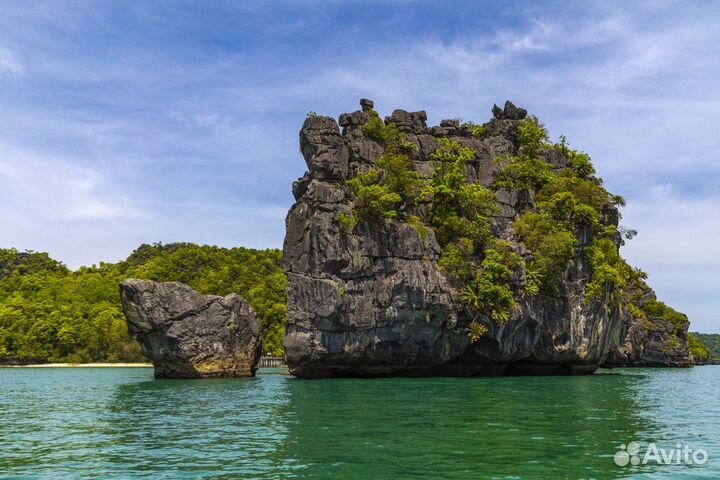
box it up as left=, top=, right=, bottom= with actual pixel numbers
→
left=384, top=109, right=428, bottom=134
left=359, top=98, right=374, bottom=111
left=492, top=100, right=528, bottom=120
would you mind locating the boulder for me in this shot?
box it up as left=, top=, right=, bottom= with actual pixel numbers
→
left=384, top=109, right=428, bottom=133
left=359, top=98, right=374, bottom=111
left=491, top=100, right=528, bottom=120
left=120, top=279, right=262, bottom=378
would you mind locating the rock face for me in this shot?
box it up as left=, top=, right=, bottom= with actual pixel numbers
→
left=606, top=285, right=692, bottom=367
left=608, top=317, right=692, bottom=367
left=283, top=100, right=690, bottom=378
left=120, top=279, right=262, bottom=378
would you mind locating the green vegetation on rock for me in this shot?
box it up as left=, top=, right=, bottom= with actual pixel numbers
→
left=689, top=333, right=720, bottom=363
left=344, top=109, right=421, bottom=221
left=458, top=240, right=524, bottom=325
left=344, top=116, right=528, bottom=331
left=688, top=333, right=710, bottom=363
left=340, top=108, right=692, bottom=350
left=498, top=117, right=639, bottom=300
left=424, top=139, right=498, bottom=249
left=423, top=138, right=523, bottom=327
left=459, top=120, right=489, bottom=139
left=640, top=299, right=689, bottom=335
left=0, top=244, right=287, bottom=363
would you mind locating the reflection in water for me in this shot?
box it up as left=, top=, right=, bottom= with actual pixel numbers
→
left=276, top=371, right=658, bottom=479
left=0, top=367, right=717, bottom=479
left=104, top=373, right=296, bottom=478
left=0, top=368, right=296, bottom=479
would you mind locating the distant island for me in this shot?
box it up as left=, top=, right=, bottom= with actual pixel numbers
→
left=690, top=333, right=720, bottom=364
left=0, top=244, right=285, bottom=364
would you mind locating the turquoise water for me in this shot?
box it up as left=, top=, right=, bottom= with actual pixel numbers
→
left=0, top=367, right=717, bottom=479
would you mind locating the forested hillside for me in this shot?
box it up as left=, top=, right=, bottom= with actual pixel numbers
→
left=0, top=244, right=286, bottom=363
left=690, top=333, right=720, bottom=364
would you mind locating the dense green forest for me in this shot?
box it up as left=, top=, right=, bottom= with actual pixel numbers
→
left=0, top=244, right=287, bottom=363
left=690, top=333, right=720, bottom=364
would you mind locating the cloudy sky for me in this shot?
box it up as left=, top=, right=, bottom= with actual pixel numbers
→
left=0, top=1, right=718, bottom=332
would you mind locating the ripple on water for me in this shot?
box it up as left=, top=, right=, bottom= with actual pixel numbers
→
left=0, top=366, right=718, bottom=479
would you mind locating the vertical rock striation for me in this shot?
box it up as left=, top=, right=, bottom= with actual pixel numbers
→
left=120, top=279, right=262, bottom=378
left=283, top=100, right=690, bottom=377
left=606, top=283, right=692, bottom=367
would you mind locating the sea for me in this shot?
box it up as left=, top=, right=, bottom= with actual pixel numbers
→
left=0, top=366, right=718, bottom=479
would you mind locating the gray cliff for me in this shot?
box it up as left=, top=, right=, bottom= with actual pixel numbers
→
left=120, top=279, right=262, bottom=378
left=283, top=100, right=690, bottom=377
left=607, top=282, right=692, bottom=367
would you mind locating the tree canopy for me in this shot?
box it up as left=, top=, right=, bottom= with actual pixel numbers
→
left=0, top=243, right=287, bottom=363
left=689, top=333, right=720, bottom=363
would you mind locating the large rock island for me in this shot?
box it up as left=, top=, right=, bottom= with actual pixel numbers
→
left=120, top=279, right=262, bottom=378
left=283, top=99, right=691, bottom=378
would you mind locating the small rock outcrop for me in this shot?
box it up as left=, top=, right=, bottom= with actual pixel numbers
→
left=607, top=283, right=692, bottom=367
left=608, top=318, right=692, bottom=367
left=120, top=279, right=262, bottom=378
left=283, top=99, right=691, bottom=378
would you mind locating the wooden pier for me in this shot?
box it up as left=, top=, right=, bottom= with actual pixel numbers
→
left=258, top=356, right=286, bottom=368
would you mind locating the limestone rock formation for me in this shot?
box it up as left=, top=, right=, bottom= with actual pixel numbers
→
left=283, top=99, right=691, bottom=377
left=120, top=279, right=262, bottom=378
left=608, top=318, right=692, bottom=367
left=607, top=284, right=692, bottom=367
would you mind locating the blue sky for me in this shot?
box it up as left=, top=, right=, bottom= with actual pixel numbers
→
left=0, top=1, right=718, bottom=332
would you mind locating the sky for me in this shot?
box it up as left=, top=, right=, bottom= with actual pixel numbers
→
left=0, top=0, right=718, bottom=332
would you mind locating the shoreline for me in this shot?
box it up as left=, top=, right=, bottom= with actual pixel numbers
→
left=0, top=363, right=153, bottom=368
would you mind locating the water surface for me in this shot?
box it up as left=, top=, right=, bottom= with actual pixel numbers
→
left=0, top=366, right=717, bottom=479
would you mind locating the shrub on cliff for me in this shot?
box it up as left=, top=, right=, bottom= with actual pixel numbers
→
left=424, top=139, right=499, bottom=249
left=344, top=117, right=529, bottom=328
left=340, top=106, right=676, bottom=340
left=497, top=117, right=638, bottom=301
left=344, top=110, right=422, bottom=220
left=459, top=241, right=523, bottom=324
left=641, top=300, right=689, bottom=334
left=518, top=116, right=549, bottom=157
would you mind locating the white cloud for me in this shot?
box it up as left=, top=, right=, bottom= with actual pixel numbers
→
left=620, top=188, right=720, bottom=332
left=0, top=1, right=717, bottom=330
left=0, top=46, right=23, bottom=76
left=0, top=144, right=145, bottom=223
left=622, top=190, right=720, bottom=270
